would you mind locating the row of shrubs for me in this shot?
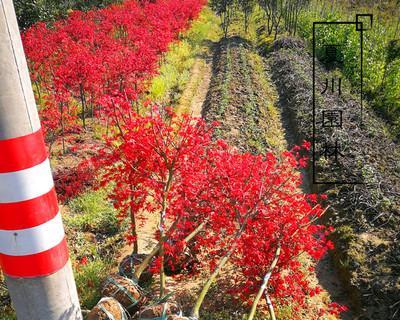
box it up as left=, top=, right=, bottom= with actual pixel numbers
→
left=15, top=0, right=121, bottom=29
left=203, top=37, right=283, bottom=154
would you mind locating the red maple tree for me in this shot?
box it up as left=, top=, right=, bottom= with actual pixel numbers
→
left=22, top=0, right=206, bottom=149
left=90, top=106, right=344, bottom=318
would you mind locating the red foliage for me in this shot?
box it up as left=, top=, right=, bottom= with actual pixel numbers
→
left=23, top=2, right=346, bottom=317
left=54, top=159, right=97, bottom=203
left=93, top=106, right=215, bottom=239
left=91, top=107, right=344, bottom=317
left=22, top=0, right=207, bottom=144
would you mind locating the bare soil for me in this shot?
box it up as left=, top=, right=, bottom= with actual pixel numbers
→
left=267, top=37, right=400, bottom=320
left=177, top=45, right=213, bottom=118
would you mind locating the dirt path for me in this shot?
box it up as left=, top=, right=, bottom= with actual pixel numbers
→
left=189, top=58, right=212, bottom=117
left=164, top=45, right=216, bottom=314
left=316, top=256, right=353, bottom=319
left=177, top=46, right=214, bottom=117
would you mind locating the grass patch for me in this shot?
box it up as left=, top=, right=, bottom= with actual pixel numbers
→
left=0, top=273, right=15, bottom=320
left=149, top=7, right=221, bottom=105
left=65, top=189, right=119, bottom=235
left=63, top=189, right=125, bottom=311
left=74, top=258, right=112, bottom=310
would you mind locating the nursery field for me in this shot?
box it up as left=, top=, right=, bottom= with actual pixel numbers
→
left=1, top=0, right=399, bottom=320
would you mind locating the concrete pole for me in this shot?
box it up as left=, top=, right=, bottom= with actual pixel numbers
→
left=0, top=1, right=82, bottom=319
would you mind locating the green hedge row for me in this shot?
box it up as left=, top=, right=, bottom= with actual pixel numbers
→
left=15, top=0, right=121, bottom=30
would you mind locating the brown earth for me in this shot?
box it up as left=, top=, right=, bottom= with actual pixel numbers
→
left=267, top=36, right=400, bottom=320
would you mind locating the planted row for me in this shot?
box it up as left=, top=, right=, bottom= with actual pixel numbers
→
left=268, top=37, right=400, bottom=319
left=22, top=0, right=206, bottom=150
left=85, top=106, right=339, bottom=318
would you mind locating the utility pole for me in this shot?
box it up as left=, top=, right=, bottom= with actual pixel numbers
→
left=0, top=1, right=82, bottom=319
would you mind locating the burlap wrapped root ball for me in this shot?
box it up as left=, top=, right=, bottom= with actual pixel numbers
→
left=102, top=274, right=147, bottom=314
left=138, top=301, right=181, bottom=319
left=167, top=316, right=193, bottom=320
left=87, top=297, right=129, bottom=320
left=119, top=253, right=154, bottom=286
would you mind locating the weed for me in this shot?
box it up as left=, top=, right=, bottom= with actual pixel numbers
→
left=74, top=258, right=111, bottom=310
left=66, top=189, right=119, bottom=235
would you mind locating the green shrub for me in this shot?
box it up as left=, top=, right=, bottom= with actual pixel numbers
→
left=150, top=75, right=169, bottom=101
left=74, top=258, right=111, bottom=310
left=375, top=58, right=400, bottom=126
left=66, top=189, right=119, bottom=235
left=0, top=276, right=15, bottom=320
left=15, top=0, right=121, bottom=30
left=149, top=41, right=194, bottom=102
left=342, top=26, right=362, bottom=87
left=362, top=25, right=387, bottom=93
left=296, top=1, right=399, bottom=133
left=186, top=7, right=222, bottom=46
left=387, top=39, right=400, bottom=64
left=296, top=2, right=388, bottom=94
left=0, top=313, right=16, bottom=320
left=297, top=9, right=342, bottom=42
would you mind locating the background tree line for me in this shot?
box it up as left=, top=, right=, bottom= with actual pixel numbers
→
left=210, top=0, right=310, bottom=38
left=14, top=0, right=122, bottom=30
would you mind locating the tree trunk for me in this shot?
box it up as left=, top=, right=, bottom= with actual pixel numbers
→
left=265, top=294, right=276, bottom=320
left=191, top=247, right=234, bottom=318
left=159, top=168, right=173, bottom=298
left=60, top=102, right=65, bottom=155
left=79, top=84, right=86, bottom=129
left=130, top=188, right=139, bottom=254
left=247, top=244, right=281, bottom=320
left=159, top=208, right=166, bottom=298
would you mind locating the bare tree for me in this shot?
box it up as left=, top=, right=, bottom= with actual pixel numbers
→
left=238, top=0, right=256, bottom=33
left=258, top=0, right=310, bottom=39
left=211, top=0, right=236, bottom=37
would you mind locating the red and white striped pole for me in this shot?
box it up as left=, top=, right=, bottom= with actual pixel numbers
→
left=0, top=1, right=81, bottom=319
